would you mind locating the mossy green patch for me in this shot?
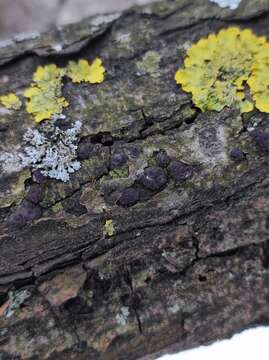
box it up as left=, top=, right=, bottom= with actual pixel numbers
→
left=137, top=51, right=161, bottom=77
left=109, top=165, right=129, bottom=179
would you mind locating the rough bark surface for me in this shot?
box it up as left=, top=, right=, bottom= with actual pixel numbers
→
left=0, top=0, right=269, bottom=359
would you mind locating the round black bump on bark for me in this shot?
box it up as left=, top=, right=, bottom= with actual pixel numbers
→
left=33, top=170, right=47, bottom=184
left=137, top=167, right=168, bottom=191
left=25, top=184, right=43, bottom=204
left=230, top=148, right=246, bottom=162
left=0, top=123, right=9, bottom=132
left=168, top=161, right=193, bottom=181
left=7, top=202, right=42, bottom=227
left=154, top=150, right=170, bottom=168
left=250, top=131, right=269, bottom=154
left=62, top=196, right=87, bottom=216
left=111, top=153, right=128, bottom=169
left=77, top=140, right=94, bottom=160
left=54, top=118, right=72, bottom=131
left=91, top=132, right=113, bottom=146
left=118, top=188, right=140, bottom=207
left=129, top=146, right=141, bottom=158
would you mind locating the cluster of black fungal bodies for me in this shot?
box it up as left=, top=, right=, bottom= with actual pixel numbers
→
left=7, top=120, right=269, bottom=227
left=104, top=148, right=194, bottom=208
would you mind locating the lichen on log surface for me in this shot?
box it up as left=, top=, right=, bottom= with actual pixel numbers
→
left=0, top=0, right=269, bottom=359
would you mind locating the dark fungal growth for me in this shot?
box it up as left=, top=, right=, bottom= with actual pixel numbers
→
left=167, top=160, right=193, bottom=181
left=250, top=131, right=269, bottom=154
left=137, top=166, right=168, bottom=191
left=154, top=150, right=171, bottom=168
left=7, top=201, right=42, bottom=228
left=110, top=153, right=128, bottom=169
left=230, top=148, right=246, bottom=162
left=25, top=184, right=43, bottom=204
left=117, top=188, right=140, bottom=207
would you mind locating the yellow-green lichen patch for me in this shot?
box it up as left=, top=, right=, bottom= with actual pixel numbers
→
left=0, top=93, right=22, bottom=110
left=24, top=64, right=68, bottom=123
left=247, top=44, right=269, bottom=113
left=66, top=58, right=106, bottom=84
left=136, top=51, right=161, bottom=78
left=0, top=169, right=31, bottom=208
left=175, top=27, right=268, bottom=113
left=103, top=219, right=115, bottom=237
left=18, top=58, right=106, bottom=123
left=51, top=202, right=64, bottom=214
left=109, top=166, right=129, bottom=179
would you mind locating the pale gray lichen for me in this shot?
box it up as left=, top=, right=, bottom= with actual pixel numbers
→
left=13, top=31, right=40, bottom=42
left=5, top=290, right=31, bottom=318
left=21, top=120, right=82, bottom=182
left=210, top=0, right=241, bottom=9
left=116, top=306, right=130, bottom=325
left=90, top=13, right=121, bottom=27
left=0, top=39, right=14, bottom=48
left=0, top=152, right=25, bottom=173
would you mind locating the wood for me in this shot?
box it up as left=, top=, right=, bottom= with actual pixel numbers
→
left=0, top=0, right=269, bottom=358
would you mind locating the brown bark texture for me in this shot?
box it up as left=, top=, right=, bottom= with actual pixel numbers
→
left=0, top=0, right=269, bottom=359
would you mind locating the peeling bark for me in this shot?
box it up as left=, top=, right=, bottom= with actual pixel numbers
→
left=0, top=0, right=269, bottom=359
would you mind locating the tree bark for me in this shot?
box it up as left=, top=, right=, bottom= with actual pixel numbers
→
left=0, top=0, right=269, bottom=359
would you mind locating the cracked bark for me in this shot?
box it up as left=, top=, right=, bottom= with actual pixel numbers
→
left=0, top=0, right=269, bottom=359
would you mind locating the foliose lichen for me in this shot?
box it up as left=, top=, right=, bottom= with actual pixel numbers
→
left=24, top=64, right=68, bottom=123
left=21, top=120, right=82, bottom=182
left=247, top=46, right=269, bottom=113
left=0, top=93, right=22, bottom=110
left=66, top=58, right=105, bottom=84
left=1, top=58, right=106, bottom=122
left=175, top=27, right=269, bottom=114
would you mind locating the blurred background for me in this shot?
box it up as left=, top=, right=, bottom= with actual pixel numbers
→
left=0, top=0, right=156, bottom=39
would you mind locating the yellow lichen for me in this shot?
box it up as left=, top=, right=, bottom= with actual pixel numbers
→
left=0, top=93, right=22, bottom=110
left=2, top=57, right=105, bottom=123
left=175, top=27, right=269, bottom=113
left=66, top=58, right=106, bottom=84
left=247, top=43, right=269, bottom=113
left=103, top=219, right=115, bottom=237
left=24, top=64, right=68, bottom=123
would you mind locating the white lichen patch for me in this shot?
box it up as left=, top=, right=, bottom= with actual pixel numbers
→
left=0, top=152, right=25, bottom=174
left=21, top=120, right=82, bottom=182
left=0, top=39, right=14, bottom=49
left=168, top=303, right=181, bottom=314
left=13, top=31, right=40, bottom=42
left=51, top=43, right=63, bottom=52
left=116, top=306, right=130, bottom=326
left=192, top=124, right=229, bottom=167
left=90, top=12, right=121, bottom=27
left=5, top=290, right=31, bottom=318
left=115, top=32, right=131, bottom=45
left=210, top=0, right=241, bottom=9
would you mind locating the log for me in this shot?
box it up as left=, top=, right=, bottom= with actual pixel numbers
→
left=0, top=0, right=269, bottom=358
